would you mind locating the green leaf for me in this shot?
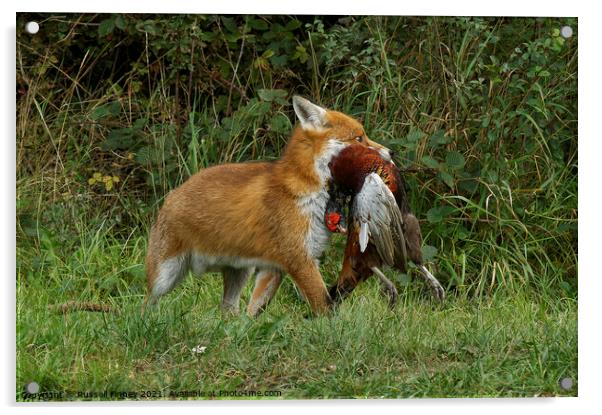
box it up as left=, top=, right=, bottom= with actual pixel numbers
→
left=102, top=128, right=135, bottom=151
left=285, top=19, right=302, bottom=31
left=132, top=117, right=148, bottom=130
left=421, top=245, right=438, bottom=262
left=90, top=105, right=111, bottom=120
left=248, top=18, right=268, bottom=31
left=261, top=49, right=275, bottom=59
left=98, top=18, right=115, bottom=37
left=108, top=101, right=121, bottom=116
left=421, top=155, right=440, bottom=169
left=221, top=116, right=240, bottom=132
left=559, top=281, right=575, bottom=296
left=270, top=55, right=288, bottom=67
left=426, top=208, right=443, bottom=223
left=395, top=273, right=411, bottom=286
left=481, top=116, right=490, bottom=128
left=114, top=15, right=126, bottom=31
left=135, top=146, right=161, bottom=165
left=137, top=20, right=157, bottom=35
left=439, top=171, right=455, bottom=188
left=292, top=45, right=308, bottom=63
left=269, top=113, right=291, bottom=133
left=428, top=129, right=449, bottom=147
left=458, top=178, right=479, bottom=194
left=426, top=205, right=456, bottom=223
left=221, top=17, right=238, bottom=34
left=406, top=128, right=424, bottom=143
left=245, top=101, right=271, bottom=117
left=445, top=151, right=465, bottom=170
left=257, top=88, right=288, bottom=102
left=456, top=226, right=470, bottom=240
left=127, top=264, right=146, bottom=280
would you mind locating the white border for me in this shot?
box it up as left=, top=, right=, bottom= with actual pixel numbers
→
left=3, top=1, right=598, bottom=415
left=13, top=0, right=581, bottom=16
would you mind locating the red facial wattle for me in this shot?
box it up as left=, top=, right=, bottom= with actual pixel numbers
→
left=325, top=212, right=342, bottom=232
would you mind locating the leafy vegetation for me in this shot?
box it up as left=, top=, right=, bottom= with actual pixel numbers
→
left=16, top=14, right=577, bottom=399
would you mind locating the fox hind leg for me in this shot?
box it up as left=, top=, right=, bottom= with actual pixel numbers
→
left=247, top=270, right=283, bottom=317
left=145, top=216, right=194, bottom=308
left=147, top=253, right=191, bottom=305
left=222, top=267, right=253, bottom=314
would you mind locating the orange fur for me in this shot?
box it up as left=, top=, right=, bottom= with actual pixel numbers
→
left=247, top=271, right=283, bottom=316
left=145, top=97, right=390, bottom=315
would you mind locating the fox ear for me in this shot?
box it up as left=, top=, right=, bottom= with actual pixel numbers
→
left=293, top=96, right=328, bottom=131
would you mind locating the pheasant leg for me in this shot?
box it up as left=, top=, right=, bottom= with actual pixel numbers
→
left=371, top=266, right=398, bottom=308
left=418, top=265, right=445, bottom=301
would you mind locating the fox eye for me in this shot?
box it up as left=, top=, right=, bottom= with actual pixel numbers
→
left=355, top=136, right=363, bottom=142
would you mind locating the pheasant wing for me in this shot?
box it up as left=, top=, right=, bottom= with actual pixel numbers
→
left=353, top=172, right=407, bottom=267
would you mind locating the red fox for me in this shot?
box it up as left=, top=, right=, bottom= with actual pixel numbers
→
left=145, top=96, right=392, bottom=316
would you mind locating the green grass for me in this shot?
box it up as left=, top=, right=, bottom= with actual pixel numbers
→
left=16, top=229, right=577, bottom=400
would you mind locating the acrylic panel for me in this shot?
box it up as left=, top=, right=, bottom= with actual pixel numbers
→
left=16, top=13, right=578, bottom=401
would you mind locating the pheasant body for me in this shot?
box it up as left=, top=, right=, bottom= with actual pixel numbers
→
left=325, top=145, right=445, bottom=305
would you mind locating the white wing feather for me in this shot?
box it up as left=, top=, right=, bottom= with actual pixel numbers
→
left=353, top=173, right=406, bottom=266
left=359, top=222, right=369, bottom=252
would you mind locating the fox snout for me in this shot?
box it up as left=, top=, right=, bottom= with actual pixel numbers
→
left=366, top=139, right=395, bottom=162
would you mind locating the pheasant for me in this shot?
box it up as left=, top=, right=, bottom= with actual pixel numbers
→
left=325, top=144, right=445, bottom=306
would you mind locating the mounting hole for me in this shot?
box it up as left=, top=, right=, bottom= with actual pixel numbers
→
left=25, top=21, right=39, bottom=35
left=25, top=381, right=40, bottom=394
left=559, top=377, right=574, bottom=390
left=560, top=26, right=573, bottom=39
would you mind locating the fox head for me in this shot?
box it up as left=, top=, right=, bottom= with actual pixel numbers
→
left=292, top=96, right=394, bottom=162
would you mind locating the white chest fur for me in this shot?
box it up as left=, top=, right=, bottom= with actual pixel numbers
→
left=298, top=139, right=347, bottom=260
